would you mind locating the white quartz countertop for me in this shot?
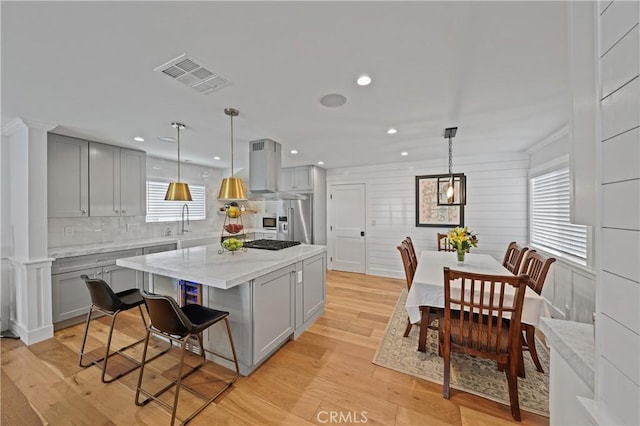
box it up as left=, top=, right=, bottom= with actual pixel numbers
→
left=539, top=317, right=595, bottom=390
left=116, top=243, right=327, bottom=290
left=48, top=228, right=278, bottom=258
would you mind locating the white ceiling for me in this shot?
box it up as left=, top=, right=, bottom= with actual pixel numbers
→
left=2, top=1, right=568, bottom=171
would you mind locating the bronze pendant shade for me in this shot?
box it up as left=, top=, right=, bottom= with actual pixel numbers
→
left=218, top=108, right=247, bottom=200
left=165, top=122, right=192, bottom=201
left=437, top=127, right=466, bottom=206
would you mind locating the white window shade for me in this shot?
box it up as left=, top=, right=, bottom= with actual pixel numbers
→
left=146, top=181, right=206, bottom=222
left=530, top=169, right=587, bottom=260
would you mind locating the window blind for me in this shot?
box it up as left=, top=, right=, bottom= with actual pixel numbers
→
left=530, top=169, right=587, bottom=260
left=146, top=181, right=206, bottom=222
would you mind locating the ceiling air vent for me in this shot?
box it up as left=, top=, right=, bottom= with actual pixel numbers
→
left=155, top=53, right=231, bottom=95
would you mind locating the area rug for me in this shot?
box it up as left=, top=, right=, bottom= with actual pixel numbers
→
left=373, top=289, right=549, bottom=417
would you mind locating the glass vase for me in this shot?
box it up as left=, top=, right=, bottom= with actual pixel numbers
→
left=456, top=248, right=465, bottom=265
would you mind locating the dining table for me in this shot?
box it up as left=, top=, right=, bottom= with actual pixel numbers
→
left=405, top=250, right=549, bottom=352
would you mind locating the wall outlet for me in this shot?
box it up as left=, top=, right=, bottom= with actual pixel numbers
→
left=64, top=226, right=73, bottom=236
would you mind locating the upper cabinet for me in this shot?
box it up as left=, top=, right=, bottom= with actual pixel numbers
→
left=89, top=142, right=146, bottom=217
left=48, top=134, right=89, bottom=218
left=281, top=166, right=313, bottom=192
left=47, top=134, right=146, bottom=217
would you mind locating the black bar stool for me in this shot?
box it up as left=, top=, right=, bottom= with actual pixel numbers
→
left=135, top=291, right=239, bottom=426
left=78, top=275, right=171, bottom=383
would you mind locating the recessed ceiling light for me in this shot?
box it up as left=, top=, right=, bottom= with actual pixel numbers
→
left=401, top=152, right=408, bottom=156
left=213, top=156, right=221, bottom=160
left=356, top=74, right=372, bottom=86
left=290, top=150, right=298, bottom=155
left=318, top=161, right=324, bottom=165
left=320, top=93, right=347, bottom=108
left=133, top=136, right=144, bottom=142
left=157, top=136, right=176, bottom=143
left=387, top=128, right=397, bottom=135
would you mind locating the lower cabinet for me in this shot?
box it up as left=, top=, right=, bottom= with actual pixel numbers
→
left=296, top=253, right=326, bottom=331
left=51, top=249, right=143, bottom=328
left=252, top=264, right=295, bottom=363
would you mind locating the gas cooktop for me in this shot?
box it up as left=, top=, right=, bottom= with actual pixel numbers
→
left=243, top=239, right=301, bottom=251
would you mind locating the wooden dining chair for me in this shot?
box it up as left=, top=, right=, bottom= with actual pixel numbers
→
left=437, top=233, right=455, bottom=252
left=404, top=236, right=418, bottom=269
left=439, top=267, right=529, bottom=422
left=518, top=251, right=556, bottom=373
left=502, top=242, right=529, bottom=274
left=397, top=243, right=440, bottom=339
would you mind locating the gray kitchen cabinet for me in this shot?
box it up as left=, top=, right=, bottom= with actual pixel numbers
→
left=89, top=142, right=146, bottom=217
left=281, top=166, right=313, bottom=192
left=47, top=134, right=89, bottom=217
left=51, top=249, right=142, bottom=328
left=142, top=243, right=177, bottom=291
left=295, top=253, right=326, bottom=332
left=252, top=264, right=295, bottom=363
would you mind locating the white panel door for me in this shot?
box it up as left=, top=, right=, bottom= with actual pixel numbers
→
left=89, top=142, right=120, bottom=216
left=120, top=148, right=146, bottom=216
left=329, top=183, right=365, bottom=273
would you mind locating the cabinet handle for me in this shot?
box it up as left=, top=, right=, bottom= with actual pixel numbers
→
left=81, top=210, right=87, bottom=214
left=115, top=210, right=119, bottom=213
left=95, top=259, right=107, bottom=263
left=121, top=210, right=126, bottom=214
left=96, top=271, right=102, bottom=276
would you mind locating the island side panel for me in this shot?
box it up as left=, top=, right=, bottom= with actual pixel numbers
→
left=203, top=282, right=253, bottom=376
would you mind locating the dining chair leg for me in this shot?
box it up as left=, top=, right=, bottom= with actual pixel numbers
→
left=505, top=359, right=522, bottom=421
left=417, top=307, right=430, bottom=352
left=134, top=328, right=152, bottom=407
left=78, top=306, right=94, bottom=367
left=442, top=345, right=451, bottom=399
left=525, top=324, right=544, bottom=373
left=169, top=336, right=190, bottom=426
left=403, top=317, right=413, bottom=337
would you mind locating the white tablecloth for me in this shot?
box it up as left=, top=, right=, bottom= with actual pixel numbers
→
left=405, top=251, right=548, bottom=326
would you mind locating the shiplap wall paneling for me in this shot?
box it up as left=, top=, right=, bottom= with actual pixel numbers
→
left=601, top=128, right=640, bottom=184
left=601, top=271, right=640, bottom=334
left=600, top=77, right=639, bottom=141
left=599, top=0, right=638, bottom=53
left=598, top=2, right=640, bottom=424
left=327, top=153, right=529, bottom=278
left=600, top=25, right=639, bottom=97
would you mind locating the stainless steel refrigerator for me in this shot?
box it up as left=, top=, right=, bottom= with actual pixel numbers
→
left=277, top=195, right=313, bottom=244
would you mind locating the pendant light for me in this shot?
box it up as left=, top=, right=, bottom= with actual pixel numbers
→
left=437, top=127, right=466, bottom=206
left=165, top=122, right=192, bottom=201
left=218, top=107, right=247, bottom=200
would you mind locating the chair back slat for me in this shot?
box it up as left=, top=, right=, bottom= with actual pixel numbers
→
left=396, top=243, right=415, bottom=291
left=520, top=251, right=556, bottom=294
left=437, top=233, right=456, bottom=252
left=502, top=242, right=529, bottom=274
left=404, top=236, right=418, bottom=269
left=443, top=268, right=528, bottom=355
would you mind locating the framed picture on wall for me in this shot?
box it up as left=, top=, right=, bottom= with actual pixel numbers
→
left=415, top=174, right=464, bottom=227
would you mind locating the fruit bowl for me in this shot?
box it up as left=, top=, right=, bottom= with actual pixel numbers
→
left=226, top=206, right=241, bottom=218
left=222, top=238, right=243, bottom=252
left=224, top=224, right=244, bottom=234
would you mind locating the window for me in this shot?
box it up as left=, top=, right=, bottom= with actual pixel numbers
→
left=146, top=181, right=206, bottom=222
left=530, top=169, right=588, bottom=261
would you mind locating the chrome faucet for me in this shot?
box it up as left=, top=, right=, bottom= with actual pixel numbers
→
left=181, top=204, right=190, bottom=235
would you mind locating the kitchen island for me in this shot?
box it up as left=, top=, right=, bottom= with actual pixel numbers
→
left=116, top=243, right=327, bottom=375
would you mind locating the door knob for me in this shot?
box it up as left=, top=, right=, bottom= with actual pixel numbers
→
left=361, top=231, right=365, bottom=237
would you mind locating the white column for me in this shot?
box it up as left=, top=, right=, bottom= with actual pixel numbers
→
left=1, top=118, right=56, bottom=344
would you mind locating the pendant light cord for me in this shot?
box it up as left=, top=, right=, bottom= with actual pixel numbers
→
left=448, top=135, right=453, bottom=176
left=177, top=125, right=181, bottom=182
left=230, top=113, right=234, bottom=178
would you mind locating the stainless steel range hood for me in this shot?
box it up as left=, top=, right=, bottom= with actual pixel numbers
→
left=248, top=138, right=306, bottom=200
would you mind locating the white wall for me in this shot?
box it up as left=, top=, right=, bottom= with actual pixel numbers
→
left=595, top=1, right=640, bottom=424
left=1, top=135, right=12, bottom=331
left=47, top=156, right=264, bottom=248
left=327, top=152, right=529, bottom=278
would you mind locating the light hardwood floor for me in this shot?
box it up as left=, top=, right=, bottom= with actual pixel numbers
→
left=1, top=270, right=548, bottom=425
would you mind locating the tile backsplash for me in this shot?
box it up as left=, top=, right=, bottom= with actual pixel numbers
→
left=48, top=156, right=265, bottom=248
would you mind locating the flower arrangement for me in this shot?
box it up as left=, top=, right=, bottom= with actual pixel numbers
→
left=447, top=226, right=479, bottom=261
